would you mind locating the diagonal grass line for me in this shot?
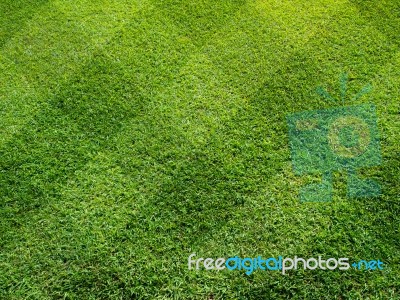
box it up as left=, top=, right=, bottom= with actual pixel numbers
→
left=0, top=0, right=399, bottom=298
left=28, top=2, right=390, bottom=296
left=0, top=0, right=256, bottom=262
left=0, top=6, right=202, bottom=223
left=110, top=1, right=400, bottom=298
left=0, top=5, right=257, bottom=285
left=350, top=0, right=400, bottom=48
left=0, top=0, right=253, bottom=249
left=0, top=2, right=324, bottom=296
left=0, top=0, right=153, bottom=147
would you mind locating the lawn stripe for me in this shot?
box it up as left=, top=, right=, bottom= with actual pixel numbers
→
left=0, top=0, right=399, bottom=298
left=0, top=0, right=151, bottom=147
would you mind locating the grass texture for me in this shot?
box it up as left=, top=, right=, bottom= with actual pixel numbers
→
left=0, top=0, right=399, bottom=299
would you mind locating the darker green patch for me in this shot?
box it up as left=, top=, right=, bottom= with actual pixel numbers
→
left=153, top=0, right=246, bottom=45
left=0, top=0, right=48, bottom=48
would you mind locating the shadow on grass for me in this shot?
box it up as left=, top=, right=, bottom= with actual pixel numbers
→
left=0, top=1, right=398, bottom=297
left=152, top=0, right=246, bottom=46
left=234, top=56, right=400, bottom=300
left=113, top=14, right=399, bottom=296
left=350, top=0, right=400, bottom=47
left=0, top=56, right=146, bottom=241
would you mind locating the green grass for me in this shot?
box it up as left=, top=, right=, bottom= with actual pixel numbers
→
left=0, top=0, right=399, bottom=299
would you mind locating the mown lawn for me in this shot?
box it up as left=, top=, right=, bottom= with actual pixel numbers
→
left=0, top=0, right=399, bottom=299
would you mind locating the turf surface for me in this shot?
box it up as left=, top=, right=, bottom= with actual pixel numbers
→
left=0, top=0, right=399, bottom=299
